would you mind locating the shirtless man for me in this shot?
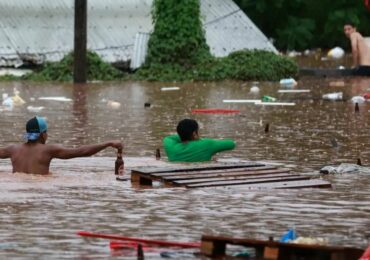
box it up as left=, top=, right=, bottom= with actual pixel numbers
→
left=343, top=22, right=370, bottom=76
left=0, top=116, right=122, bottom=174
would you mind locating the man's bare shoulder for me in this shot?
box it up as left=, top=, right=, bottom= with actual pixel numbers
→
left=351, top=32, right=363, bottom=40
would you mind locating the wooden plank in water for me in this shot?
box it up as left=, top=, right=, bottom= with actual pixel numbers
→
left=185, top=175, right=310, bottom=188
left=162, top=168, right=286, bottom=180
left=201, top=235, right=363, bottom=259
left=131, top=162, right=265, bottom=175
left=152, top=165, right=278, bottom=178
left=171, top=173, right=299, bottom=185
left=299, top=67, right=354, bottom=77
left=224, top=179, right=332, bottom=189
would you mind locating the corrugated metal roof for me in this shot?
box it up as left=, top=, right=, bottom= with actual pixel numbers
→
left=0, top=0, right=276, bottom=67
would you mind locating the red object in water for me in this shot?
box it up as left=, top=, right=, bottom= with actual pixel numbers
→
left=363, top=93, right=370, bottom=99
left=360, top=244, right=370, bottom=260
left=77, top=231, right=201, bottom=248
left=109, top=241, right=159, bottom=251
left=191, top=108, right=240, bottom=114
left=365, top=0, right=370, bottom=11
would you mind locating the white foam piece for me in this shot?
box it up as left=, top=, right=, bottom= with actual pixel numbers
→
left=161, top=87, right=180, bottom=91
left=223, top=99, right=261, bottom=103
left=38, top=97, right=72, bottom=102
left=27, top=106, right=45, bottom=112
left=256, top=102, right=296, bottom=106
left=278, top=89, right=310, bottom=93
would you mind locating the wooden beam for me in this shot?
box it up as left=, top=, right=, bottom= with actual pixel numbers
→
left=162, top=168, right=288, bottom=181
left=74, top=0, right=87, bottom=83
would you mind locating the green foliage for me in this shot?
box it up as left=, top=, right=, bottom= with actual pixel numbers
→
left=234, top=0, right=370, bottom=50
left=276, top=17, right=315, bottom=50
left=145, top=0, right=212, bottom=66
left=0, top=75, right=20, bottom=81
left=135, top=50, right=298, bottom=82
left=136, top=0, right=297, bottom=82
left=25, top=51, right=124, bottom=81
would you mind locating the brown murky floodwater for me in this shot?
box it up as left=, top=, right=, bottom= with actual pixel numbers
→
left=0, top=74, right=370, bottom=258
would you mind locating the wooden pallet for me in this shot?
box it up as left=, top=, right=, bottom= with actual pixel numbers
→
left=130, top=163, right=331, bottom=189
left=201, top=235, right=364, bottom=260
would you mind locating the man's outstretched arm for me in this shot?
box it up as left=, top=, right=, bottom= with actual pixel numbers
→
left=49, top=141, right=123, bottom=159
left=0, top=146, right=13, bottom=159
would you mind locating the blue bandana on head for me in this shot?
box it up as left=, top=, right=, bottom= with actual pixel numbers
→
left=24, top=116, right=48, bottom=141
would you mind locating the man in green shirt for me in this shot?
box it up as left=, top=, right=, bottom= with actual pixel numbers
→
left=163, top=119, right=236, bottom=162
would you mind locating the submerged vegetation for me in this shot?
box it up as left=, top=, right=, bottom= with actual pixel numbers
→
left=135, top=0, right=298, bottom=81
left=24, top=51, right=124, bottom=82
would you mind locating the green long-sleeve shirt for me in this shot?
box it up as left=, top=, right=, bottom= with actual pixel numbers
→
left=163, top=134, right=236, bottom=162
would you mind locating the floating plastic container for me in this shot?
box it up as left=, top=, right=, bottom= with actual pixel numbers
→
left=262, top=95, right=277, bottom=102
left=327, top=47, right=345, bottom=59
left=250, top=86, right=260, bottom=93
left=322, top=92, right=343, bottom=101
left=279, top=78, right=297, bottom=86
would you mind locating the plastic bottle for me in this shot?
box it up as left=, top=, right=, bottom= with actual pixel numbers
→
left=155, top=148, right=161, bottom=160
left=279, top=78, right=297, bottom=86
left=262, top=95, right=277, bottom=102
left=115, top=148, right=124, bottom=176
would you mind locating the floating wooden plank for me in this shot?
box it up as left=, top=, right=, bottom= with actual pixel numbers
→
left=185, top=175, right=309, bottom=188
left=164, top=168, right=290, bottom=181
left=223, top=99, right=261, bottom=103
left=152, top=165, right=278, bottom=178
left=131, top=162, right=264, bottom=175
left=201, top=235, right=364, bottom=259
left=278, top=89, right=311, bottom=93
left=299, top=67, right=355, bottom=77
left=255, top=102, right=296, bottom=106
left=172, top=173, right=299, bottom=185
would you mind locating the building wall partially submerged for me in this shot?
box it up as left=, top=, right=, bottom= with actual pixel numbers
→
left=0, top=0, right=276, bottom=67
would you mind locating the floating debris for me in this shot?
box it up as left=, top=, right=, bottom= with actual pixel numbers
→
left=107, top=100, right=121, bottom=109
left=279, top=78, right=297, bottom=86
left=322, top=92, right=343, bottom=101
left=327, top=47, right=345, bottom=59
left=278, top=89, right=310, bottom=93
left=38, top=97, right=73, bottom=102
left=27, top=106, right=45, bottom=113
left=161, top=87, right=180, bottom=91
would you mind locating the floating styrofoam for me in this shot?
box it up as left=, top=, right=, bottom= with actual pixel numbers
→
left=255, top=102, right=296, bottom=106
left=223, top=99, right=261, bottom=103
left=27, top=106, right=45, bottom=112
left=38, top=97, right=72, bottom=102
left=278, top=89, right=310, bottom=93
left=161, top=87, right=180, bottom=91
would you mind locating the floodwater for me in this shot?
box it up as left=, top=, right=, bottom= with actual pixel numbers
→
left=0, top=74, right=370, bottom=258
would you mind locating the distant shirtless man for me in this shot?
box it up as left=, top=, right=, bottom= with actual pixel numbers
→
left=344, top=22, right=370, bottom=76
left=0, top=116, right=122, bottom=174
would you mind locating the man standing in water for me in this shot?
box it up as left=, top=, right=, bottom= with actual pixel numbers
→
left=343, top=22, right=370, bottom=76
left=163, top=119, right=235, bottom=162
left=0, top=116, right=122, bottom=174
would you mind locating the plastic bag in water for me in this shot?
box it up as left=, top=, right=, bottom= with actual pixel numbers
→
left=280, top=228, right=297, bottom=242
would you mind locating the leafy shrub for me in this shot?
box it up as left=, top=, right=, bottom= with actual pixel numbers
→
left=25, top=51, right=124, bottom=81
left=136, top=50, right=298, bottom=81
